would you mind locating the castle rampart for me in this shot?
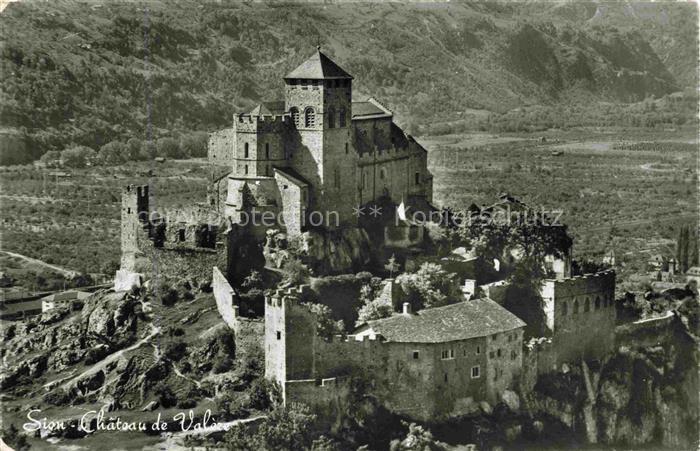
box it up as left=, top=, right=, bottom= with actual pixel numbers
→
left=540, top=270, right=616, bottom=364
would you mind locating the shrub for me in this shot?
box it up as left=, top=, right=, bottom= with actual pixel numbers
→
left=154, top=382, right=178, bottom=408
left=180, top=131, right=208, bottom=158
left=281, top=259, right=311, bottom=286
left=61, top=146, right=96, bottom=168
left=156, top=137, right=184, bottom=159
left=98, top=141, right=127, bottom=165
left=163, top=340, right=188, bottom=361
left=224, top=402, right=316, bottom=450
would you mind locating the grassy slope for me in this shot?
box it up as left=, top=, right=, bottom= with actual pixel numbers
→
left=0, top=1, right=697, bottom=162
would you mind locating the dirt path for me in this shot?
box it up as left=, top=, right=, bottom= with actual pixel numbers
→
left=1, top=250, right=78, bottom=278
left=59, top=324, right=161, bottom=390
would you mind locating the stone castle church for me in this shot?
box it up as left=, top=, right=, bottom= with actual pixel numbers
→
left=208, top=48, right=433, bottom=235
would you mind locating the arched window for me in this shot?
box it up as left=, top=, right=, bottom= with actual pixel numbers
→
left=339, top=108, right=346, bottom=127
left=379, top=168, right=386, bottom=180
left=327, top=108, right=335, bottom=128
left=244, top=164, right=248, bottom=175
left=573, top=299, right=579, bottom=314
left=290, top=107, right=300, bottom=128
left=244, top=143, right=249, bottom=158
left=304, top=107, right=315, bottom=127
left=584, top=298, right=590, bottom=312
left=595, top=296, right=601, bottom=310
left=561, top=301, right=568, bottom=316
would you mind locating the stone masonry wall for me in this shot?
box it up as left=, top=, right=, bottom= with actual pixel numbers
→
left=541, top=270, right=616, bottom=364
left=208, top=128, right=236, bottom=167
left=213, top=266, right=237, bottom=330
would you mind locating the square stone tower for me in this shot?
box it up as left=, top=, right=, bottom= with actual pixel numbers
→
left=284, top=48, right=358, bottom=225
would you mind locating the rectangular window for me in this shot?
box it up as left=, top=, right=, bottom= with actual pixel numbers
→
left=441, top=349, right=455, bottom=360
left=511, top=350, right=517, bottom=360
left=276, top=331, right=281, bottom=340
left=415, top=172, right=420, bottom=185
left=489, top=351, right=495, bottom=359
left=244, top=164, right=248, bottom=175
left=413, top=351, right=419, bottom=359
left=178, top=229, right=185, bottom=242
left=497, top=348, right=502, bottom=358
left=476, top=345, right=481, bottom=355
left=301, top=79, right=308, bottom=89
left=444, top=373, right=448, bottom=383
left=312, top=80, right=319, bottom=90
left=471, top=366, right=480, bottom=379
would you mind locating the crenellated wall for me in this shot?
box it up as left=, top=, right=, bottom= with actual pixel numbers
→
left=264, top=286, right=525, bottom=421
left=540, top=270, right=616, bottom=364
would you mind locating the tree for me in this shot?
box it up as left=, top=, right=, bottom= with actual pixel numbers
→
left=61, top=146, right=96, bottom=168
left=156, top=137, right=184, bottom=158
left=282, top=259, right=311, bottom=286
left=40, top=150, right=61, bottom=167
left=180, top=131, right=208, bottom=158
left=303, top=302, right=344, bottom=339
left=2, top=424, right=29, bottom=451
left=396, top=263, right=459, bottom=310
left=225, top=403, right=317, bottom=450
left=98, top=140, right=127, bottom=165
left=390, top=422, right=446, bottom=451
left=356, top=285, right=393, bottom=325
left=126, top=137, right=144, bottom=161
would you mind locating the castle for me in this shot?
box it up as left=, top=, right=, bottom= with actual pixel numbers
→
left=113, top=49, right=619, bottom=424
left=208, top=48, right=433, bottom=235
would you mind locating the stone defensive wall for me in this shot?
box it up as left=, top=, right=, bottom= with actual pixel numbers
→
left=213, top=266, right=238, bottom=330
left=233, top=113, right=291, bottom=133
left=541, top=269, right=616, bottom=298
left=356, top=145, right=414, bottom=166
left=615, top=311, right=677, bottom=348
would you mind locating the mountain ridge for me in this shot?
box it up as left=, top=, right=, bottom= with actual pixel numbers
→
left=0, top=1, right=696, bottom=162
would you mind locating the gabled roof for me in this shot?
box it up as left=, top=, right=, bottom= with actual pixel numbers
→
left=352, top=97, right=392, bottom=120
left=273, top=166, right=309, bottom=187
left=248, top=101, right=286, bottom=116
left=285, top=49, right=353, bottom=80
left=358, top=298, right=525, bottom=344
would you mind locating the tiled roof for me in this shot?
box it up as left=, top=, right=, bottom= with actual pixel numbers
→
left=285, top=50, right=353, bottom=80
left=352, top=101, right=387, bottom=118
left=248, top=101, right=286, bottom=115
left=362, top=298, right=525, bottom=343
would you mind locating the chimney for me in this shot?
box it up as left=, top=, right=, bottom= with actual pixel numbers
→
left=402, top=302, right=412, bottom=315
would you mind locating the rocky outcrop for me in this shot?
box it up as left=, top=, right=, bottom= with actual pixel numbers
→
left=264, top=227, right=374, bottom=274
left=524, top=321, right=698, bottom=449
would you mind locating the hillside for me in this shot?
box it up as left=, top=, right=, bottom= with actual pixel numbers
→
left=0, top=1, right=697, bottom=164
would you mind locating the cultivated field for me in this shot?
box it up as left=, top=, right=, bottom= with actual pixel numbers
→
left=423, top=127, right=698, bottom=288
left=1, top=128, right=696, bottom=291
left=0, top=160, right=212, bottom=279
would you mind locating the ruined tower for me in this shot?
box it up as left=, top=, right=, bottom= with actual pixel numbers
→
left=120, top=184, right=149, bottom=272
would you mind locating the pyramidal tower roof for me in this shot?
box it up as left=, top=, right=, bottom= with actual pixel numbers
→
left=285, top=47, right=353, bottom=80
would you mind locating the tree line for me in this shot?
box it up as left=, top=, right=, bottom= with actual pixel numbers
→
left=38, top=132, right=208, bottom=168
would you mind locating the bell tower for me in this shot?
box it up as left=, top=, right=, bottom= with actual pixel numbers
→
left=284, top=48, right=357, bottom=225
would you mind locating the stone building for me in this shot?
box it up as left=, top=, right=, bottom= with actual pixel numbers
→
left=117, top=184, right=231, bottom=289
left=209, top=48, right=433, bottom=236
left=264, top=286, right=525, bottom=421
left=539, top=269, right=617, bottom=364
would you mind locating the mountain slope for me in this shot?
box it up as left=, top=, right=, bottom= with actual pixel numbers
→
left=0, top=1, right=696, bottom=162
